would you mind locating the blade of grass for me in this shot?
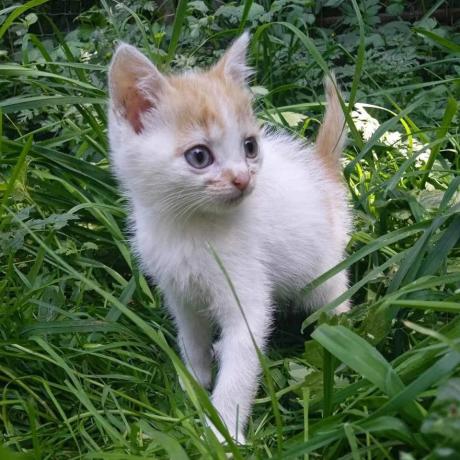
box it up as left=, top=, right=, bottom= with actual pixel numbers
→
left=420, top=96, right=458, bottom=188
left=413, top=28, right=460, bottom=53
left=345, top=96, right=426, bottom=175
left=419, top=214, right=460, bottom=277
left=0, top=0, right=49, bottom=40
left=0, top=95, right=105, bottom=113
left=238, top=0, right=253, bottom=34
left=277, top=21, right=363, bottom=149
left=0, top=64, right=103, bottom=93
left=278, top=416, right=412, bottom=459
left=386, top=216, right=445, bottom=294
left=117, top=3, right=160, bottom=65
left=347, top=0, right=365, bottom=118
left=388, top=300, right=460, bottom=313
left=344, top=423, right=361, bottom=460
left=303, top=250, right=406, bottom=330
left=421, top=0, right=449, bottom=21
left=303, top=387, right=310, bottom=460
left=312, top=325, right=423, bottom=421
left=371, top=350, right=460, bottom=420
left=166, top=0, right=188, bottom=65
left=0, top=135, right=32, bottom=228
left=137, top=420, right=189, bottom=460
left=20, top=320, right=132, bottom=337
left=323, top=349, right=334, bottom=418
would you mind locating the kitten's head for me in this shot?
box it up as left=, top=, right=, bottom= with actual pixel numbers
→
left=108, top=33, right=261, bottom=218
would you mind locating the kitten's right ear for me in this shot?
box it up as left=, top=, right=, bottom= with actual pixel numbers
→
left=108, top=43, right=167, bottom=133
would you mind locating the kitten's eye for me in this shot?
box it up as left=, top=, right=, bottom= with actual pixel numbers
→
left=184, top=145, right=214, bottom=169
left=244, top=137, right=258, bottom=159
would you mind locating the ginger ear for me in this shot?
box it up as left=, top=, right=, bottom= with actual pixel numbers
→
left=108, top=43, right=167, bottom=133
left=214, top=32, right=252, bottom=85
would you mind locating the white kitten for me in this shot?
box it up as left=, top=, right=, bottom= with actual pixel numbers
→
left=108, top=32, right=351, bottom=444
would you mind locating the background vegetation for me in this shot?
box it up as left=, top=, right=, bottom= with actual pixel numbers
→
left=0, top=0, right=459, bottom=458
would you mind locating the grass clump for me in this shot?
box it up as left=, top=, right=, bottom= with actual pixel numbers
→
left=0, top=1, right=459, bottom=458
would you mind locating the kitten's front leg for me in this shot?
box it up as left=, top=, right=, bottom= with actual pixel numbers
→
left=211, top=285, right=271, bottom=443
left=166, top=293, right=213, bottom=390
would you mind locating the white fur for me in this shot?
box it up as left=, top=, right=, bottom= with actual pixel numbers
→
left=108, top=39, right=351, bottom=444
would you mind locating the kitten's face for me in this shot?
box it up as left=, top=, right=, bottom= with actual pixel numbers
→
left=150, top=72, right=261, bottom=212
left=109, top=34, right=262, bottom=217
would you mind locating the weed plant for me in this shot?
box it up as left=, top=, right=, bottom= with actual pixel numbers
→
left=0, top=1, right=459, bottom=459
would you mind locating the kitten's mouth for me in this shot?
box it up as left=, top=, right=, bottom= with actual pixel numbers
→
left=222, top=188, right=252, bottom=206
left=225, top=193, right=245, bottom=205
left=207, top=186, right=253, bottom=209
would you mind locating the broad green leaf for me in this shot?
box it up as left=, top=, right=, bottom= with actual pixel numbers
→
left=312, top=325, right=423, bottom=420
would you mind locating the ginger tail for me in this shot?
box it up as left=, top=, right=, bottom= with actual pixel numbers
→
left=316, top=76, right=347, bottom=176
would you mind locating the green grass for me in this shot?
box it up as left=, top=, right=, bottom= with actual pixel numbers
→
left=1, top=1, right=459, bottom=459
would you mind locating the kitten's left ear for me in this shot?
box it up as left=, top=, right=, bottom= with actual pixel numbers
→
left=214, top=32, right=252, bottom=85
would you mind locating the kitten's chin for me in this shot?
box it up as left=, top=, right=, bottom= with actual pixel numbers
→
left=209, top=189, right=252, bottom=214
left=223, top=192, right=246, bottom=206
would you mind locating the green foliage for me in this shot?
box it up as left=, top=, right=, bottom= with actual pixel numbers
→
left=0, top=0, right=459, bottom=458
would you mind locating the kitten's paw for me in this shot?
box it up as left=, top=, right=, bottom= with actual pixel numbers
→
left=179, top=365, right=212, bottom=391
left=206, top=417, right=246, bottom=445
left=194, top=365, right=212, bottom=390
left=333, top=301, right=350, bottom=315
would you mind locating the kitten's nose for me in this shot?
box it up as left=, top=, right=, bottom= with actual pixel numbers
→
left=232, top=172, right=250, bottom=191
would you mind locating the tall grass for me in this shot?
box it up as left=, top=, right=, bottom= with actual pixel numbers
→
left=0, top=1, right=459, bottom=459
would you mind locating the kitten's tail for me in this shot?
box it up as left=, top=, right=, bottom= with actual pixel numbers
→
left=316, top=76, right=347, bottom=174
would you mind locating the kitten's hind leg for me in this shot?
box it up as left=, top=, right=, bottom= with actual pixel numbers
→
left=303, top=270, right=350, bottom=315
left=167, top=294, right=214, bottom=390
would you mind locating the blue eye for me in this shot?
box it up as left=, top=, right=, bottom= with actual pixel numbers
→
left=244, top=137, right=258, bottom=159
left=184, top=145, right=214, bottom=169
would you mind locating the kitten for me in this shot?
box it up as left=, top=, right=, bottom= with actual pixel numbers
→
left=108, top=32, right=351, bottom=444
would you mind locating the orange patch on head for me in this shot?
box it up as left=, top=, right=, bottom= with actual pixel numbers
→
left=161, top=70, right=258, bottom=141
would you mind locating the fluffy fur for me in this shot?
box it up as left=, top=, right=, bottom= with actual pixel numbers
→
left=108, top=32, right=351, bottom=443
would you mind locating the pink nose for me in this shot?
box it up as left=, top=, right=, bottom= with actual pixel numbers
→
left=232, top=172, right=250, bottom=191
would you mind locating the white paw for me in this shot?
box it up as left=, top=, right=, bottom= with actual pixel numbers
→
left=194, top=365, right=212, bottom=390
left=206, top=417, right=246, bottom=445
left=179, top=364, right=212, bottom=391
left=333, top=301, right=350, bottom=315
